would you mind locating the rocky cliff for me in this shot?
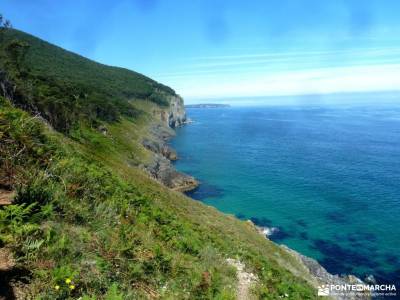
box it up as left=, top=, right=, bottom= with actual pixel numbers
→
left=152, top=93, right=187, bottom=128
left=142, top=96, right=198, bottom=192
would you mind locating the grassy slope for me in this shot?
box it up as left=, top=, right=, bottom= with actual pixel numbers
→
left=0, top=29, right=173, bottom=132
left=0, top=29, right=319, bottom=299
left=1, top=29, right=176, bottom=98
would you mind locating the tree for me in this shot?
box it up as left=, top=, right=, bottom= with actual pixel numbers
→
left=4, top=19, right=12, bottom=29
left=5, top=40, right=30, bottom=72
left=0, top=14, right=5, bottom=43
left=0, top=13, right=12, bottom=29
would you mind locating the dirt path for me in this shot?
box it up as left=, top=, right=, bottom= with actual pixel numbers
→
left=0, top=248, right=15, bottom=271
left=0, top=190, right=15, bottom=206
left=0, top=247, right=30, bottom=300
left=0, top=247, right=16, bottom=300
left=226, top=258, right=258, bottom=300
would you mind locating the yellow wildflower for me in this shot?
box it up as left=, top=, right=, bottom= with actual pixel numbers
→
left=65, top=278, right=72, bottom=284
left=55, top=285, right=60, bottom=290
left=69, top=285, right=75, bottom=290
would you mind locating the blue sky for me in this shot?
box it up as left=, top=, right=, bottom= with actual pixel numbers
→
left=3, top=0, right=400, bottom=103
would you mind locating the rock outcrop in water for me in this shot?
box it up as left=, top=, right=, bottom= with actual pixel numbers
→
left=143, top=137, right=177, bottom=161
left=145, top=153, right=198, bottom=192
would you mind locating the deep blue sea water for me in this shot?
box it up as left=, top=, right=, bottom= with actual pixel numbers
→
left=171, top=101, right=400, bottom=287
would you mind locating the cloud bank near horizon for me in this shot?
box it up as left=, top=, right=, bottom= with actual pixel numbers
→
left=158, top=47, right=400, bottom=101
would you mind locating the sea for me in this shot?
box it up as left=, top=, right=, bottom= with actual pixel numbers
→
left=171, top=94, right=400, bottom=288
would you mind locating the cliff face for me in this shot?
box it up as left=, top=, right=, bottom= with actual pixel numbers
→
left=153, top=94, right=187, bottom=128
left=142, top=123, right=198, bottom=192
left=167, top=95, right=186, bottom=128
left=142, top=96, right=198, bottom=192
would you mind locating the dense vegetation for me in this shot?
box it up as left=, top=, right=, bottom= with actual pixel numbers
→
left=0, top=28, right=172, bottom=132
left=0, top=27, right=318, bottom=299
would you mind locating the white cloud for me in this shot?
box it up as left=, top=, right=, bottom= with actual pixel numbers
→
left=154, top=47, right=400, bottom=100
left=176, top=63, right=400, bottom=99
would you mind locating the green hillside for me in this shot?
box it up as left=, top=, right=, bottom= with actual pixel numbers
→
left=0, top=28, right=319, bottom=299
left=0, top=29, right=173, bottom=132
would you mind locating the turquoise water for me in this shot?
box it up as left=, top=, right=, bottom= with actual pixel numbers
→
left=171, top=101, right=400, bottom=286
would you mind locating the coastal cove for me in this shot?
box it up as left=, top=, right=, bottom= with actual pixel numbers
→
left=171, top=99, right=400, bottom=288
